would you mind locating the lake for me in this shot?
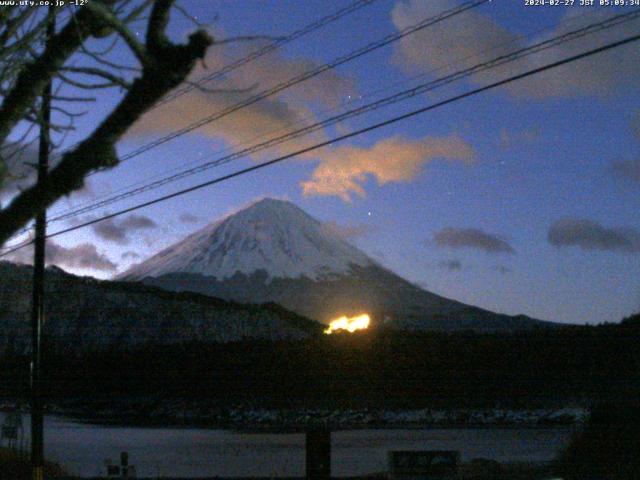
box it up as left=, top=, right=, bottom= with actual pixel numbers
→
left=0, top=413, right=573, bottom=477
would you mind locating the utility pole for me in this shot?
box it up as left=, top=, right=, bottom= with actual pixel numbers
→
left=31, top=5, right=55, bottom=480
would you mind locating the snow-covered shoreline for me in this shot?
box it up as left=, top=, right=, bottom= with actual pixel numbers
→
left=41, top=401, right=588, bottom=430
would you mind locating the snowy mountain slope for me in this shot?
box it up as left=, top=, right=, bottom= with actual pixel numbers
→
left=122, top=198, right=373, bottom=282
left=122, top=198, right=555, bottom=331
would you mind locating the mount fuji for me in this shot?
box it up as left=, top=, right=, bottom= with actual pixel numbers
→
left=121, top=198, right=553, bottom=332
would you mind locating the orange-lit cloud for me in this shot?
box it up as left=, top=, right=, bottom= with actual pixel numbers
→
left=301, top=134, right=474, bottom=201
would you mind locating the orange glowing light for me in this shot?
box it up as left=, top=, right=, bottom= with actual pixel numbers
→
left=323, top=314, right=370, bottom=334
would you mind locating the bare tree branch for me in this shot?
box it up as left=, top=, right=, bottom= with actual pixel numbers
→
left=122, top=0, right=155, bottom=24
left=0, top=6, right=110, bottom=147
left=0, top=4, right=212, bottom=244
left=77, top=32, right=120, bottom=57
left=52, top=95, right=97, bottom=103
left=173, top=2, right=206, bottom=28
left=85, top=1, right=151, bottom=67
left=51, top=106, right=88, bottom=118
left=147, top=0, right=173, bottom=54
left=0, top=9, right=36, bottom=48
left=60, top=66, right=132, bottom=90
left=79, top=47, right=141, bottom=72
left=57, top=71, right=126, bottom=90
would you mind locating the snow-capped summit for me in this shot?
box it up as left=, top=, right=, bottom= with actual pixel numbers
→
left=121, top=198, right=553, bottom=332
left=122, top=198, right=374, bottom=282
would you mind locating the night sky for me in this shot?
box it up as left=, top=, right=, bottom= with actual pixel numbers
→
left=4, top=0, right=640, bottom=325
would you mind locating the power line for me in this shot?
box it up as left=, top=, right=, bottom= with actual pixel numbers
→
left=43, top=3, right=610, bottom=224
left=108, top=0, right=491, bottom=166
left=1, top=8, right=636, bottom=248
left=2, top=30, right=637, bottom=259
left=32, top=0, right=482, bottom=199
left=43, top=0, right=376, bottom=165
left=38, top=9, right=640, bottom=226
left=154, top=0, right=378, bottom=108
left=0, top=0, right=378, bottom=245
left=2, top=0, right=491, bottom=243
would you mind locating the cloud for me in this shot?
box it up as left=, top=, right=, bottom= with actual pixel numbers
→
left=128, top=40, right=355, bottom=159
left=548, top=218, right=640, bottom=253
left=121, top=215, right=156, bottom=230
left=92, top=214, right=158, bottom=245
left=6, top=240, right=117, bottom=272
left=611, top=158, right=640, bottom=183
left=392, top=0, right=516, bottom=75
left=496, top=265, right=511, bottom=275
left=301, top=134, right=474, bottom=201
left=178, top=212, right=202, bottom=224
left=121, top=251, right=140, bottom=260
left=439, top=259, right=463, bottom=271
left=321, top=221, right=378, bottom=240
left=433, top=227, right=515, bottom=254
left=47, top=242, right=117, bottom=272
left=391, top=0, right=640, bottom=98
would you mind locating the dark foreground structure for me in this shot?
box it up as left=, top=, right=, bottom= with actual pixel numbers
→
left=556, top=402, right=640, bottom=480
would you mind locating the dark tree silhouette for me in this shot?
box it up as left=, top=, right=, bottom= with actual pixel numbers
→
left=0, top=0, right=214, bottom=246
